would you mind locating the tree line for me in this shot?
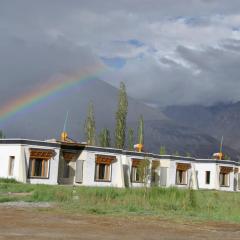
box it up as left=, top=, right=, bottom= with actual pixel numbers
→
left=84, top=81, right=144, bottom=150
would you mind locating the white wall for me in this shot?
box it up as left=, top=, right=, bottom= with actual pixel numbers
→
left=0, top=145, right=23, bottom=182
left=0, top=142, right=238, bottom=192
left=194, top=162, right=236, bottom=191
left=24, top=145, right=60, bottom=185
left=169, top=161, right=193, bottom=189
left=78, top=150, right=125, bottom=188
left=195, top=163, right=218, bottom=190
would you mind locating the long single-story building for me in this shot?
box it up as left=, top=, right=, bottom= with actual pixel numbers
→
left=0, top=138, right=239, bottom=192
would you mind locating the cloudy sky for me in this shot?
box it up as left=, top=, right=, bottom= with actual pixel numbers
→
left=1, top=0, right=240, bottom=107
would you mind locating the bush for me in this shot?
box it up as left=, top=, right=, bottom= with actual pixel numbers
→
left=0, top=178, right=19, bottom=184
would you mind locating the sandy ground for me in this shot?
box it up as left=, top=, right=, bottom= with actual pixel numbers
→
left=0, top=203, right=239, bottom=240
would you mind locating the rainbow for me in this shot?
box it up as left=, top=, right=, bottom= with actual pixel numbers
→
left=0, top=63, right=107, bottom=126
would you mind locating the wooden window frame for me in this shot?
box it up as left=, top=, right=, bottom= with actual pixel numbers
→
left=219, top=166, right=233, bottom=187
left=29, top=158, right=50, bottom=179
left=131, top=159, right=147, bottom=183
left=219, top=172, right=230, bottom=187
left=28, top=149, right=54, bottom=179
left=176, top=169, right=188, bottom=185
left=131, top=165, right=143, bottom=183
left=94, top=155, right=115, bottom=182
left=94, top=162, right=112, bottom=182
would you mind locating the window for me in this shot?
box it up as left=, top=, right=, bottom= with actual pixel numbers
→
left=205, top=171, right=211, bottom=184
left=29, top=158, right=49, bottom=178
left=94, top=155, right=115, bottom=182
left=131, top=165, right=141, bottom=182
left=131, top=159, right=148, bottom=183
left=176, top=163, right=191, bottom=185
left=8, top=156, right=15, bottom=176
left=176, top=170, right=188, bottom=185
left=95, top=163, right=111, bottom=181
left=28, top=149, right=54, bottom=179
left=219, top=166, right=233, bottom=187
left=220, top=173, right=229, bottom=187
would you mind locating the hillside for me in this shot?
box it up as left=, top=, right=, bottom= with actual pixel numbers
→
left=129, top=119, right=239, bottom=158
left=164, top=102, right=240, bottom=154
left=2, top=78, right=239, bottom=158
left=4, top=78, right=167, bottom=140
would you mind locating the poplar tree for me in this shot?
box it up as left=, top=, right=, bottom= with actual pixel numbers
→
left=174, top=151, right=179, bottom=156
left=0, top=130, right=5, bottom=139
left=128, top=128, right=134, bottom=151
left=137, top=115, right=144, bottom=145
left=159, top=146, right=166, bottom=155
left=84, top=101, right=96, bottom=145
left=98, top=128, right=111, bottom=147
left=115, top=82, right=128, bottom=149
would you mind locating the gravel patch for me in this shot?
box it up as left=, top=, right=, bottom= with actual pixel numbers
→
left=0, top=201, right=53, bottom=208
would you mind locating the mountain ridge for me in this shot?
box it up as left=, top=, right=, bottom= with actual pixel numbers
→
left=164, top=102, right=240, bottom=155
left=2, top=78, right=239, bottom=158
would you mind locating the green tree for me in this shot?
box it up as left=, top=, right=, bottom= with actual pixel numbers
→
left=223, top=153, right=231, bottom=160
left=174, top=151, right=179, bottom=156
left=127, top=128, right=134, bottom=151
left=159, top=146, right=166, bottom=155
left=137, top=115, right=144, bottom=145
left=186, top=152, right=191, bottom=157
left=84, top=101, right=96, bottom=145
left=138, top=158, right=150, bottom=198
left=98, top=128, right=111, bottom=147
left=0, top=130, right=5, bottom=139
left=115, top=82, right=128, bottom=149
left=138, top=158, right=150, bottom=183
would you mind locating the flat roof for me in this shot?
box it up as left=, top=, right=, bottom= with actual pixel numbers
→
left=0, top=139, right=60, bottom=147
left=0, top=139, right=86, bottom=149
left=0, top=139, right=239, bottom=165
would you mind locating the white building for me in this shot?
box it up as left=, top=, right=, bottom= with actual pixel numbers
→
left=0, top=139, right=239, bottom=192
left=0, top=139, right=61, bottom=185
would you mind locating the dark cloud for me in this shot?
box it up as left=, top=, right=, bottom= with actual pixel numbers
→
left=106, top=44, right=240, bottom=106
left=0, top=0, right=240, bottom=107
left=0, top=34, right=100, bottom=102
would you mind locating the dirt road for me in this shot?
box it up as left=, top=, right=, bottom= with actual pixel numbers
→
left=0, top=205, right=239, bottom=240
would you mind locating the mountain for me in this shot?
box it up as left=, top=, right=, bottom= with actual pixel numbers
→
left=2, top=78, right=239, bottom=158
left=164, top=102, right=240, bottom=155
left=4, top=78, right=167, bottom=140
left=128, top=119, right=239, bottom=158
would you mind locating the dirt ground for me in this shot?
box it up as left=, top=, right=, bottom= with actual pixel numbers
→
left=0, top=204, right=240, bottom=240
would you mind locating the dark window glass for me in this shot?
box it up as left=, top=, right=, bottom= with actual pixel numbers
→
left=206, top=171, right=210, bottom=184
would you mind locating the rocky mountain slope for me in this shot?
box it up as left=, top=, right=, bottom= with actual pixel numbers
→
left=164, top=102, right=240, bottom=156
left=2, top=78, right=239, bottom=158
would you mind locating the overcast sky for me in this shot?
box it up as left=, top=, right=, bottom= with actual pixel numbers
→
left=1, top=0, right=240, bottom=106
